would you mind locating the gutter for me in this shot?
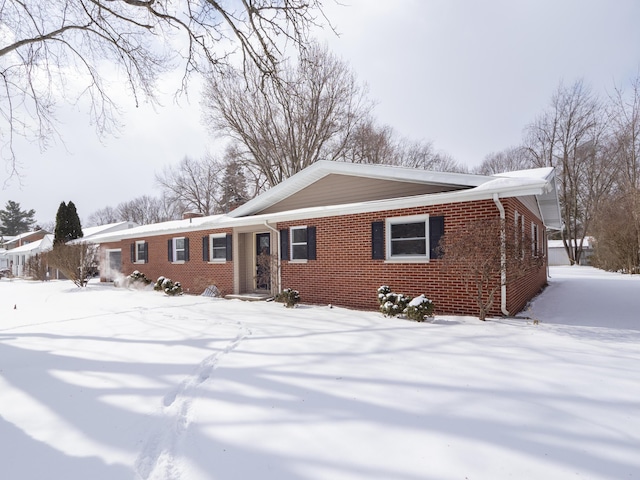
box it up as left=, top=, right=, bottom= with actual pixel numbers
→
left=263, top=221, right=282, bottom=294
left=493, top=194, right=510, bottom=316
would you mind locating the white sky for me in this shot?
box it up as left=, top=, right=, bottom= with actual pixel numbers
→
left=2, top=0, right=640, bottom=227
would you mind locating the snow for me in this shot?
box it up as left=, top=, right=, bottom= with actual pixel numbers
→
left=1, top=266, right=639, bottom=479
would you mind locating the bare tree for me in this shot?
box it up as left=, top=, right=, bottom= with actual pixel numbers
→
left=394, top=139, right=467, bottom=173
left=340, top=119, right=397, bottom=165
left=1, top=0, right=328, bottom=174
left=87, top=206, right=120, bottom=227
left=116, top=195, right=181, bottom=224
left=440, top=216, right=543, bottom=320
left=45, top=242, right=98, bottom=287
left=475, top=146, right=533, bottom=175
left=203, top=41, right=372, bottom=189
left=524, top=80, right=606, bottom=264
left=156, top=155, right=223, bottom=215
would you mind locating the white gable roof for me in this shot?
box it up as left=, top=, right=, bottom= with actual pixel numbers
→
left=229, top=161, right=490, bottom=218
left=87, top=162, right=562, bottom=243
left=7, top=234, right=54, bottom=254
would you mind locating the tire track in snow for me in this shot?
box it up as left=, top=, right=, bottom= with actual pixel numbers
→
left=134, top=320, right=250, bottom=480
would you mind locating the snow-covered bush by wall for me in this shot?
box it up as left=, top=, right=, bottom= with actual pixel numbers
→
left=275, top=288, right=300, bottom=308
left=377, top=286, right=434, bottom=321
left=154, top=276, right=183, bottom=296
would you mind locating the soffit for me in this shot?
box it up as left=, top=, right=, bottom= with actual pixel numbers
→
left=255, top=173, right=469, bottom=215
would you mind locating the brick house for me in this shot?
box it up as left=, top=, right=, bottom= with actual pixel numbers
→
left=91, top=161, right=561, bottom=317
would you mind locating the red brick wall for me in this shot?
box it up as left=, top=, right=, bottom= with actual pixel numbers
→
left=99, top=196, right=548, bottom=317
left=278, top=198, right=548, bottom=317
left=502, top=198, right=548, bottom=315
left=101, top=228, right=234, bottom=296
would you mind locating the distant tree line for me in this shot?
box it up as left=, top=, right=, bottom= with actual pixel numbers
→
left=85, top=39, right=639, bottom=275
left=474, top=76, right=640, bottom=272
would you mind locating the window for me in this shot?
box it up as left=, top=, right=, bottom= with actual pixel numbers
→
left=279, top=227, right=316, bottom=261
left=291, top=226, right=308, bottom=260
left=373, top=215, right=444, bottom=261
left=168, top=237, right=189, bottom=262
left=131, top=241, right=148, bottom=264
left=202, top=234, right=232, bottom=262
left=175, top=238, right=186, bottom=261
left=532, top=222, right=539, bottom=257
left=211, top=235, right=227, bottom=260
left=386, top=215, right=429, bottom=260
left=136, top=241, right=146, bottom=263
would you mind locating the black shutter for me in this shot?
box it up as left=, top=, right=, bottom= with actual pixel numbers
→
left=226, top=234, right=233, bottom=261
left=168, top=239, right=173, bottom=262
left=202, top=236, right=209, bottom=262
left=429, top=216, right=445, bottom=259
left=143, top=242, right=149, bottom=263
left=130, top=243, right=135, bottom=263
left=372, top=221, right=384, bottom=260
left=280, top=228, right=289, bottom=261
left=307, top=226, right=316, bottom=260
left=184, top=237, right=190, bottom=261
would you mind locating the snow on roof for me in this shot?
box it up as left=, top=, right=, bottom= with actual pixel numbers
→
left=7, top=234, right=54, bottom=253
left=548, top=238, right=593, bottom=249
left=87, top=215, right=227, bottom=243
left=82, top=221, right=137, bottom=239
left=2, top=229, right=48, bottom=244
left=87, top=163, right=562, bottom=242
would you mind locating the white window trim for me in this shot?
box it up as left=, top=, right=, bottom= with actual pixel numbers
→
left=172, top=237, right=186, bottom=263
left=385, top=214, right=430, bottom=263
left=209, top=233, right=227, bottom=263
left=134, top=240, right=146, bottom=264
left=290, top=226, right=308, bottom=263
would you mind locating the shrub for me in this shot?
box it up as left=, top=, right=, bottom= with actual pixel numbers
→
left=377, top=285, right=411, bottom=317
left=405, top=295, right=435, bottom=322
left=275, top=288, right=300, bottom=308
left=377, top=286, right=435, bottom=321
left=126, top=270, right=152, bottom=288
left=154, top=276, right=183, bottom=296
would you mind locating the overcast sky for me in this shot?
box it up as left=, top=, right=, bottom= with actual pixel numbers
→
left=3, top=0, right=640, bottom=227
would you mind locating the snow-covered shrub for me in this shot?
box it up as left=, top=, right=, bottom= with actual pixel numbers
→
left=154, top=276, right=183, bottom=296
left=125, top=270, right=152, bottom=288
left=377, top=286, right=411, bottom=317
left=377, top=286, right=435, bottom=320
left=275, top=288, right=300, bottom=308
left=405, top=295, right=435, bottom=322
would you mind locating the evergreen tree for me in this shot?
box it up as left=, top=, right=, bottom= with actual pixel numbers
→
left=220, top=160, right=249, bottom=213
left=54, top=201, right=84, bottom=244
left=0, top=200, right=37, bottom=235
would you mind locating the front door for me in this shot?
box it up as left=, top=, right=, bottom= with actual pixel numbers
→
left=106, top=250, right=122, bottom=282
left=255, top=233, right=271, bottom=291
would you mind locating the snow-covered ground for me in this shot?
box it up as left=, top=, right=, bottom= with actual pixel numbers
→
left=1, top=266, right=638, bottom=480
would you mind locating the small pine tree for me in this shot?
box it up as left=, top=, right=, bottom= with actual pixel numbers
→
left=54, top=201, right=84, bottom=244
left=0, top=200, right=37, bottom=235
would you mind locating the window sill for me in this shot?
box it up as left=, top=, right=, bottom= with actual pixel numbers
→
left=208, top=260, right=227, bottom=264
left=171, top=261, right=186, bottom=265
left=384, top=258, right=430, bottom=264
left=289, top=259, right=308, bottom=264
left=133, top=261, right=146, bottom=265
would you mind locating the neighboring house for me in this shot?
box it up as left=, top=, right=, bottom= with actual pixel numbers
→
left=1, top=222, right=136, bottom=279
left=548, top=237, right=594, bottom=266
left=3, top=234, right=54, bottom=277
left=2, top=229, right=49, bottom=250
left=1, top=230, right=50, bottom=276
left=89, top=161, right=562, bottom=317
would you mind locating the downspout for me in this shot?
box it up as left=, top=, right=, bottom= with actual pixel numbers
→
left=493, top=194, right=510, bottom=316
left=263, top=221, right=281, bottom=294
